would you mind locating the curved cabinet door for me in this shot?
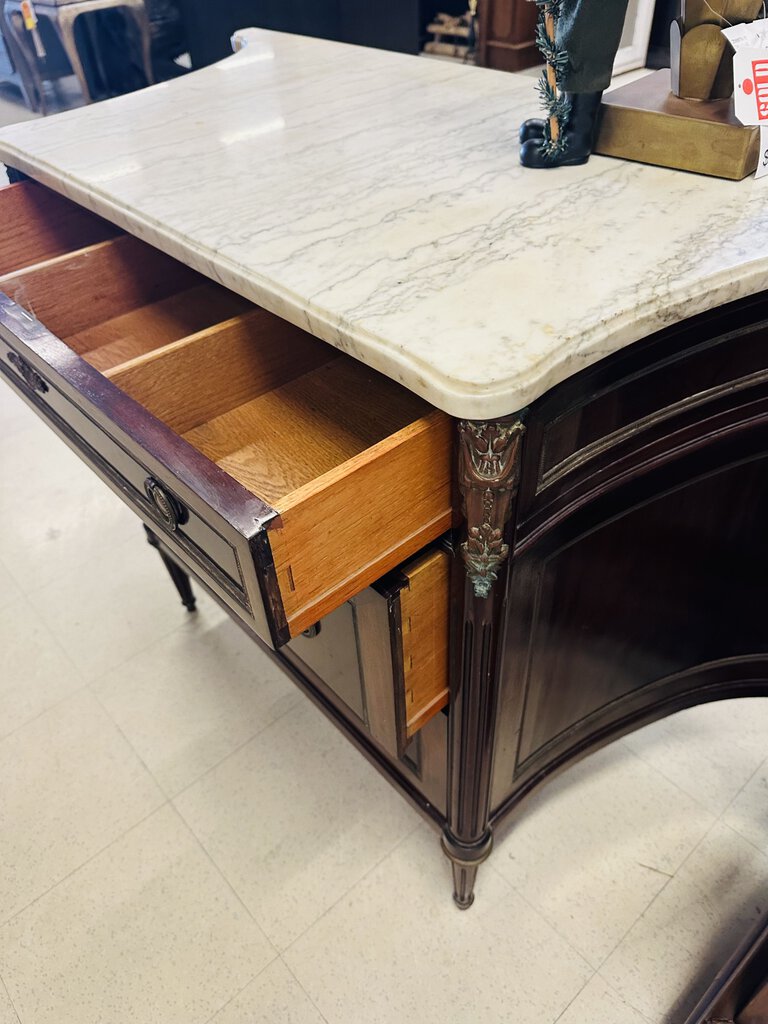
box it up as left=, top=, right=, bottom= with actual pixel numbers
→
left=491, top=292, right=768, bottom=815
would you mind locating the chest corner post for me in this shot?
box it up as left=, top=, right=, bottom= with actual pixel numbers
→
left=442, top=413, right=527, bottom=909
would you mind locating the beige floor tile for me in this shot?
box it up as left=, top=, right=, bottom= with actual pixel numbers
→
left=0, top=560, right=23, bottom=612
left=209, top=960, right=325, bottom=1024
left=492, top=742, right=715, bottom=968
left=600, top=821, right=768, bottom=1022
left=94, top=616, right=300, bottom=796
left=723, top=756, right=768, bottom=853
left=557, top=975, right=651, bottom=1024
left=4, top=330, right=768, bottom=1022
left=26, top=536, right=198, bottom=680
left=0, top=805, right=275, bottom=1024
left=0, top=91, right=41, bottom=128
left=285, top=825, right=592, bottom=1024
left=0, top=594, right=85, bottom=739
left=0, top=471, right=137, bottom=594
left=0, top=980, right=19, bottom=1024
left=176, top=699, right=420, bottom=951
left=0, top=689, right=164, bottom=923
left=624, top=699, right=768, bottom=816
left=0, top=381, right=34, bottom=440
left=0, top=417, right=95, bottom=516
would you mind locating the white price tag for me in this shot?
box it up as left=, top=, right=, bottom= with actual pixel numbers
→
left=757, top=125, right=768, bottom=179
left=725, top=19, right=768, bottom=177
left=733, top=49, right=768, bottom=126
left=723, top=19, right=768, bottom=53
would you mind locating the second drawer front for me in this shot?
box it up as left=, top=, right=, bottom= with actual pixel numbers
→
left=286, top=546, right=451, bottom=757
left=287, top=603, right=367, bottom=722
left=520, top=296, right=768, bottom=531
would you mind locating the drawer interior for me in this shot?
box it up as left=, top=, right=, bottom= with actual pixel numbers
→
left=1, top=200, right=428, bottom=502
left=0, top=233, right=251, bottom=372
left=1, top=182, right=453, bottom=640
left=0, top=180, right=120, bottom=276
left=113, top=331, right=428, bottom=506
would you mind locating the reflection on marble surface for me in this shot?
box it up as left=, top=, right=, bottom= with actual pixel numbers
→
left=0, top=28, right=765, bottom=418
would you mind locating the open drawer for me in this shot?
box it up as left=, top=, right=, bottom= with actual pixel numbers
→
left=0, top=181, right=453, bottom=646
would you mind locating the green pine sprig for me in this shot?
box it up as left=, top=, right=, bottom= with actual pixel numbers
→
left=532, top=1, right=571, bottom=161
left=534, top=21, right=569, bottom=76
left=536, top=72, right=571, bottom=122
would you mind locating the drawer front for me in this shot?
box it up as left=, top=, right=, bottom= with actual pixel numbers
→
left=287, top=603, right=367, bottom=722
left=518, top=294, right=768, bottom=540
left=1, top=335, right=242, bottom=585
left=284, top=545, right=450, bottom=810
left=0, top=298, right=272, bottom=636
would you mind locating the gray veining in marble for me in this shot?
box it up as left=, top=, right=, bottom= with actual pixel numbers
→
left=0, top=29, right=765, bottom=418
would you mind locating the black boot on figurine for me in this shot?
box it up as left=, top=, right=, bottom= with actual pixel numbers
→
left=519, top=91, right=603, bottom=168
left=518, top=117, right=546, bottom=144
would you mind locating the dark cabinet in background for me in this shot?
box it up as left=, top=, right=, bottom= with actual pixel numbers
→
left=175, top=0, right=541, bottom=70
left=476, top=0, right=539, bottom=71
left=176, top=0, right=432, bottom=67
left=647, top=0, right=675, bottom=68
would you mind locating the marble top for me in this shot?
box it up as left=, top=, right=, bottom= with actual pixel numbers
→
left=0, top=29, right=766, bottom=418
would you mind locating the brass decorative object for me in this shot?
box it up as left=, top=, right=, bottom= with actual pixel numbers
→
left=596, top=69, right=761, bottom=179
left=671, top=0, right=763, bottom=100
left=595, top=0, right=763, bottom=179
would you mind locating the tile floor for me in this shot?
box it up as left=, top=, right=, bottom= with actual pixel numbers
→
left=3, top=384, right=768, bottom=1024
left=1, top=82, right=768, bottom=1024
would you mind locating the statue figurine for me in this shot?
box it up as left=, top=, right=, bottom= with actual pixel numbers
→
left=519, top=0, right=632, bottom=168
left=519, top=0, right=765, bottom=169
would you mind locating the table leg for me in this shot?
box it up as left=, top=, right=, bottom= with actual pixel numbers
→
left=124, top=0, right=154, bottom=86
left=442, top=416, right=526, bottom=908
left=56, top=9, right=93, bottom=103
left=144, top=526, right=197, bottom=613
left=3, top=7, right=47, bottom=112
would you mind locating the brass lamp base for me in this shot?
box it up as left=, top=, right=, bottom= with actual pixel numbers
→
left=594, top=69, right=760, bottom=180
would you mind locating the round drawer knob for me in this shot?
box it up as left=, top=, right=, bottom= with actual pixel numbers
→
left=144, top=478, right=184, bottom=532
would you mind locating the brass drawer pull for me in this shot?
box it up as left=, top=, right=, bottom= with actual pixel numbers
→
left=6, top=351, right=48, bottom=394
left=144, top=477, right=186, bottom=532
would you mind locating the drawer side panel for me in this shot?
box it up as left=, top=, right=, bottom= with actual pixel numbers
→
left=269, top=410, right=453, bottom=638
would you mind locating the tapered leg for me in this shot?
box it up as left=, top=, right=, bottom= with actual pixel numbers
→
left=125, top=0, right=154, bottom=86
left=2, top=9, right=46, bottom=112
left=441, top=828, right=494, bottom=910
left=57, top=10, right=93, bottom=103
left=443, top=417, right=526, bottom=909
left=144, top=526, right=196, bottom=612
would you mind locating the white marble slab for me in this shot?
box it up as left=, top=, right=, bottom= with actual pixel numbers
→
left=0, top=29, right=766, bottom=418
